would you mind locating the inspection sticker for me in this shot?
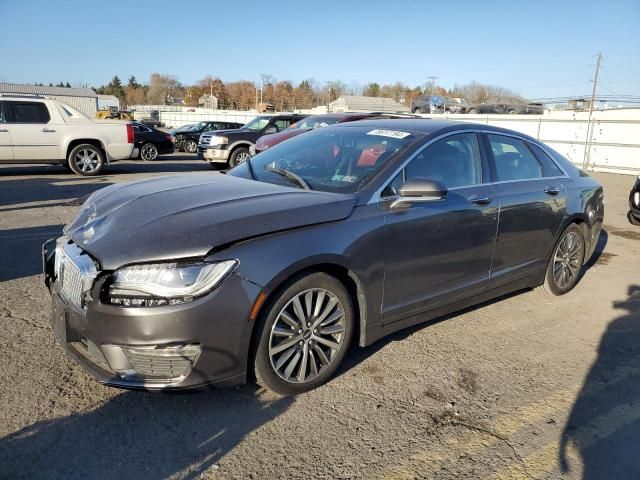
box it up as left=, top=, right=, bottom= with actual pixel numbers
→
left=366, top=129, right=411, bottom=139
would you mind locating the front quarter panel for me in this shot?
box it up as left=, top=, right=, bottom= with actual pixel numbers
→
left=205, top=203, right=386, bottom=346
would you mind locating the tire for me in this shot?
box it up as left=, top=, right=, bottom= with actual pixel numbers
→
left=254, top=272, right=354, bottom=395
left=538, top=223, right=586, bottom=296
left=507, top=109, right=517, bottom=114
left=229, top=147, right=251, bottom=168
left=467, top=109, right=478, bottom=114
left=67, top=144, right=105, bottom=176
left=413, top=107, right=423, bottom=114
left=628, top=211, right=640, bottom=226
left=140, top=142, right=159, bottom=161
left=184, top=139, right=197, bottom=153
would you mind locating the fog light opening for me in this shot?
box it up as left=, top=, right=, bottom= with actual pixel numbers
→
left=110, top=343, right=202, bottom=383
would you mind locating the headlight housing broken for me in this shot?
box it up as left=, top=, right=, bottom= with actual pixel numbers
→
left=107, top=260, right=237, bottom=307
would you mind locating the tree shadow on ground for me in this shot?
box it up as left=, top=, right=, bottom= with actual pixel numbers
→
left=0, top=386, right=293, bottom=480
left=559, top=285, right=640, bottom=479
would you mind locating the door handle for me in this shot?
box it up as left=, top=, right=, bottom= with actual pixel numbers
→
left=544, top=186, right=560, bottom=195
left=468, top=195, right=492, bottom=205
left=41, top=128, right=56, bottom=133
left=0, top=128, right=8, bottom=132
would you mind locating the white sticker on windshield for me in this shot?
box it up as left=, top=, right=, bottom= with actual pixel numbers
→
left=366, top=129, right=411, bottom=139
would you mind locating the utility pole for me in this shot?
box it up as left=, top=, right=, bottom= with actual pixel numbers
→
left=427, top=76, right=438, bottom=94
left=583, top=52, right=602, bottom=169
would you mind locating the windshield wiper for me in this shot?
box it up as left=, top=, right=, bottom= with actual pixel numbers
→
left=265, top=166, right=311, bottom=190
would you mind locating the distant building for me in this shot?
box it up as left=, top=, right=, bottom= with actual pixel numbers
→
left=0, top=82, right=98, bottom=116
left=198, top=93, right=218, bottom=110
left=97, top=94, right=120, bottom=110
left=329, top=95, right=410, bottom=113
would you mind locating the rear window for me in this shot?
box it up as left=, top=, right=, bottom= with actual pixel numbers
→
left=527, top=142, right=565, bottom=177
left=9, top=101, right=50, bottom=123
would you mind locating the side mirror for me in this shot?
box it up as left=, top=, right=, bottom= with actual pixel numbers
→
left=391, top=178, right=447, bottom=208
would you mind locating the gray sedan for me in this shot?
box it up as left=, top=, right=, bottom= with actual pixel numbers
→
left=43, top=119, right=604, bottom=395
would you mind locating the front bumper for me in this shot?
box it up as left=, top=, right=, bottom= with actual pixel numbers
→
left=199, top=146, right=229, bottom=163
left=43, top=239, right=261, bottom=390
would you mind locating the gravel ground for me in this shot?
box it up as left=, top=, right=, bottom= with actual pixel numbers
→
left=1, top=155, right=639, bottom=480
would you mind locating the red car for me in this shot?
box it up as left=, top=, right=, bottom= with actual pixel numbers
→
left=252, top=112, right=382, bottom=155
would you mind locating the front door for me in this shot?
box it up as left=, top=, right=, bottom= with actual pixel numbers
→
left=0, top=102, right=12, bottom=161
left=382, top=132, right=498, bottom=324
left=7, top=101, right=59, bottom=161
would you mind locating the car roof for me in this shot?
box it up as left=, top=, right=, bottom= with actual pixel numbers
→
left=329, top=118, right=539, bottom=140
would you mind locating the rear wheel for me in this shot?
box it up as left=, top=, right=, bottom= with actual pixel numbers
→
left=229, top=147, right=250, bottom=168
left=254, top=273, right=354, bottom=395
left=413, top=107, right=423, bottom=114
left=538, top=223, right=585, bottom=296
left=184, top=139, right=197, bottom=153
left=467, top=108, right=478, bottom=114
left=67, top=144, right=104, bottom=176
left=140, top=142, right=159, bottom=161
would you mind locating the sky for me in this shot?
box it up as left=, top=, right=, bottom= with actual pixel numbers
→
left=1, top=0, right=639, bottom=100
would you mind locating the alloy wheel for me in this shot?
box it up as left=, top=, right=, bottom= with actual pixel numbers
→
left=268, top=288, right=346, bottom=384
left=185, top=140, right=197, bottom=153
left=74, top=149, right=100, bottom=173
left=235, top=152, right=250, bottom=164
left=552, top=231, right=582, bottom=289
left=141, top=144, right=158, bottom=160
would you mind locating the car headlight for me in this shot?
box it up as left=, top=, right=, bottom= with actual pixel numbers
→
left=209, top=136, right=228, bottom=145
left=108, top=260, right=237, bottom=307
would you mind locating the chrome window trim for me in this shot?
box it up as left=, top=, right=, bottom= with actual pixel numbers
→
left=369, top=129, right=569, bottom=204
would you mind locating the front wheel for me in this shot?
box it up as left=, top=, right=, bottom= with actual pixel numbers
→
left=140, top=142, right=159, bottom=161
left=229, top=147, right=251, bottom=168
left=539, top=224, right=585, bottom=295
left=413, top=107, right=423, bottom=114
left=67, top=144, right=104, bottom=176
left=184, top=139, right=197, bottom=153
left=467, top=108, right=478, bottom=114
left=254, top=273, right=354, bottom=395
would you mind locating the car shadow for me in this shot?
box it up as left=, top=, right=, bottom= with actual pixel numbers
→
left=0, top=177, right=113, bottom=210
left=559, top=285, right=640, bottom=479
left=0, top=225, right=64, bottom=281
left=0, top=386, right=294, bottom=479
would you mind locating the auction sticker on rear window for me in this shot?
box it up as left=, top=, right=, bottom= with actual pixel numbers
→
left=366, top=129, right=411, bottom=139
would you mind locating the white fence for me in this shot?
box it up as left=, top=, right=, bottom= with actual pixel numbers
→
left=424, top=109, right=640, bottom=175
left=133, top=105, right=640, bottom=175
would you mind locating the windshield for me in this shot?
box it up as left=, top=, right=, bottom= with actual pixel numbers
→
left=243, top=116, right=271, bottom=131
left=293, top=116, right=341, bottom=130
left=229, top=126, right=420, bottom=193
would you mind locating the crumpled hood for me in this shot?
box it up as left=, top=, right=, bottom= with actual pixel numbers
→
left=66, top=174, right=357, bottom=270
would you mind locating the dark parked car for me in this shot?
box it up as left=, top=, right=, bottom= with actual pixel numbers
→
left=174, top=121, right=243, bottom=153
left=252, top=112, right=384, bottom=155
left=140, top=110, right=163, bottom=128
left=132, top=123, right=174, bottom=161
left=628, top=175, right=640, bottom=225
left=198, top=114, right=307, bottom=167
left=43, top=119, right=604, bottom=395
left=467, top=96, right=544, bottom=115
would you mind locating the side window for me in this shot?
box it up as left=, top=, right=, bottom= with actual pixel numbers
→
left=274, top=119, right=291, bottom=131
left=0, top=102, right=5, bottom=123
left=382, top=171, right=405, bottom=197
left=9, top=102, right=51, bottom=124
left=405, top=133, right=482, bottom=188
left=527, top=142, right=565, bottom=177
left=488, top=134, right=543, bottom=181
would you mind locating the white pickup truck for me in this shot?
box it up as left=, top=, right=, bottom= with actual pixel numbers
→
left=0, top=95, right=136, bottom=176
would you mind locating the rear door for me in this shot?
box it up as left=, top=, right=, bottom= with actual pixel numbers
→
left=484, top=133, right=568, bottom=287
left=0, top=102, right=12, bottom=161
left=7, top=101, right=60, bottom=161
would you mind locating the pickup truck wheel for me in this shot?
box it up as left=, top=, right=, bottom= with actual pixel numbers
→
left=184, top=139, right=197, bottom=153
left=68, top=144, right=104, bottom=176
left=140, top=142, right=159, bottom=161
left=229, top=147, right=250, bottom=168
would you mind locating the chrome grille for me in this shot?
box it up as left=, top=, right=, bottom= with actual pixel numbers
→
left=54, top=238, right=98, bottom=309
left=123, top=344, right=201, bottom=381
left=199, top=133, right=212, bottom=145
